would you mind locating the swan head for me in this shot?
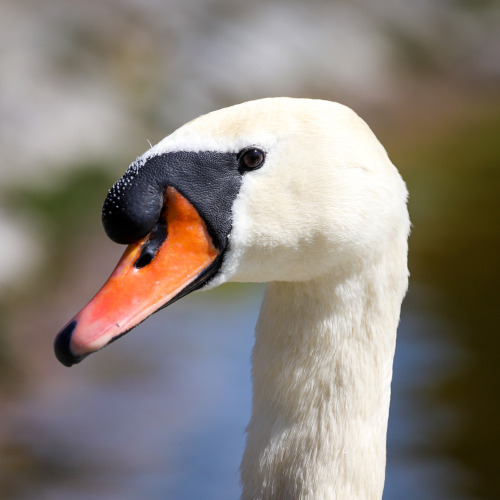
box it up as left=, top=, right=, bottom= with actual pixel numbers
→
left=54, top=97, right=409, bottom=366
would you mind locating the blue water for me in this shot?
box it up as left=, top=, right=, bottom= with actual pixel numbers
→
left=4, top=284, right=460, bottom=499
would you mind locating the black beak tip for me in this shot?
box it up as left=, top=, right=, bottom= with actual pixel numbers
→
left=54, top=320, right=83, bottom=367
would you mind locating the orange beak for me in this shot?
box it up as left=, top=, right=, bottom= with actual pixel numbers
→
left=54, top=187, right=219, bottom=366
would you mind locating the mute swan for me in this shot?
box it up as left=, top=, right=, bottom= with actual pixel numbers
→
left=55, top=97, right=409, bottom=500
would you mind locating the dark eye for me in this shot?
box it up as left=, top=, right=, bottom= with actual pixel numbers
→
left=238, top=148, right=265, bottom=172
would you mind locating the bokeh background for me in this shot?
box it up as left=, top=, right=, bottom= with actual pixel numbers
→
left=1, top=0, right=499, bottom=499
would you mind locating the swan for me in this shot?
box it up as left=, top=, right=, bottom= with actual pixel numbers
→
left=54, top=97, right=409, bottom=500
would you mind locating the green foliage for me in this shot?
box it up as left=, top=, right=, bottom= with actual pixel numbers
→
left=5, top=165, right=116, bottom=276
left=396, top=107, right=500, bottom=499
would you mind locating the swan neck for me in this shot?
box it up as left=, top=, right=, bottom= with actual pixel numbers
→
left=241, top=258, right=406, bottom=500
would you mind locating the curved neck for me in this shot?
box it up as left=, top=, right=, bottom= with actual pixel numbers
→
left=240, top=251, right=407, bottom=500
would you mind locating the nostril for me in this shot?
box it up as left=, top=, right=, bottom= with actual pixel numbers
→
left=134, top=249, right=156, bottom=269
left=132, top=202, right=168, bottom=269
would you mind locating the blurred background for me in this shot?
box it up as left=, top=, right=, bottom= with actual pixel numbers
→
left=0, top=0, right=499, bottom=498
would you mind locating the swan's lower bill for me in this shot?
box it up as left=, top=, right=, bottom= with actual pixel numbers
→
left=54, top=187, right=219, bottom=366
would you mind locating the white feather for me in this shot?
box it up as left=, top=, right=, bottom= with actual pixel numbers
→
left=145, top=97, right=410, bottom=499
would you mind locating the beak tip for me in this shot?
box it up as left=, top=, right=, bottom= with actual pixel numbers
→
left=54, top=320, right=83, bottom=367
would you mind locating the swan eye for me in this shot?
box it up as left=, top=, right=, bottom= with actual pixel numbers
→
left=238, top=148, right=265, bottom=172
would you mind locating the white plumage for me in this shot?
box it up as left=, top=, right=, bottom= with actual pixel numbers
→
left=58, top=97, right=410, bottom=499
left=156, top=98, right=410, bottom=499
